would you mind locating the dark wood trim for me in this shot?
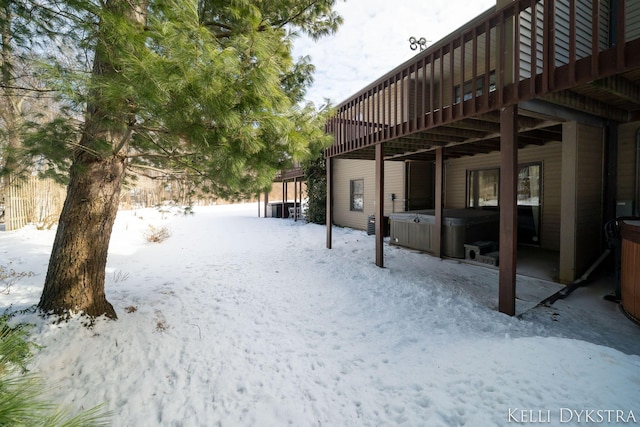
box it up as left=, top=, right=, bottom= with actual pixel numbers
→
left=499, top=104, right=518, bottom=316
left=434, top=147, right=444, bottom=258
left=326, top=157, right=333, bottom=249
left=375, top=143, right=385, bottom=267
left=281, top=182, right=286, bottom=220
left=264, top=191, right=268, bottom=218
left=293, top=177, right=298, bottom=221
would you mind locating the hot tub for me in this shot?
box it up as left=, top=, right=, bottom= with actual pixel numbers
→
left=389, top=209, right=500, bottom=258
left=621, top=220, right=640, bottom=322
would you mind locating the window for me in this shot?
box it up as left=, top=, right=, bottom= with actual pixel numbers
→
left=467, top=163, right=541, bottom=208
left=454, top=71, right=496, bottom=104
left=350, top=179, right=364, bottom=211
left=467, top=163, right=542, bottom=244
left=517, top=163, right=541, bottom=206
left=467, top=168, right=500, bottom=208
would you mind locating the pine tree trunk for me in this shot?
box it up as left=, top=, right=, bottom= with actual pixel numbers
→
left=37, top=0, right=148, bottom=319
left=38, top=153, right=125, bottom=319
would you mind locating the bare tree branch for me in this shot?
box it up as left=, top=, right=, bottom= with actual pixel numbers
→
left=0, top=83, right=57, bottom=93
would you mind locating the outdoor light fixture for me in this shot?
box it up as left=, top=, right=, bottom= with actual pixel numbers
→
left=409, top=36, right=429, bottom=51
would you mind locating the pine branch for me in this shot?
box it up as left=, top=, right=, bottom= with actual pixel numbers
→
left=127, top=162, right=205, bottom=180
left=112, top=127, right=133, bottom=155
left=270, top=0, right=323, bottom=30
left=125, top=151, right=197, bottom=159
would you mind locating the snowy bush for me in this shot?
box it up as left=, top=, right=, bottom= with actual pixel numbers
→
left=0, top=266, right=34, bottom=295
left=143, top=225, right=171, bottom=243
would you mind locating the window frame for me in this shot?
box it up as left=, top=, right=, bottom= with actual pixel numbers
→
left=350, top=178, right=365, bottom=212
left=466, top=167, right=500, bottom=208
left=466, top=162, right=542, bottom=209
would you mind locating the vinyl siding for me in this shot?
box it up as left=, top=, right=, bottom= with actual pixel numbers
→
left=628, top=1, right=640, bottom=41
left=574, top=124, right=605, bottom=275
left=560, top=122, right=605, bottom=282
left=519, top=0, right=612, bottom=79
left=333, top=159, right=405, bottom=230
left=617, top=122, right=640, bottom=209
left=444, top=141, right=562, bottom=251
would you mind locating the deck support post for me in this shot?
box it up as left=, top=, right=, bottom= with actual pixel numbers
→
left=375, top=142, right=385, bottom=267
left=281, top=181, right=286, bottom=219
left=299, top=179, right=303, bottom=218
left=434, top=147, right=444, bottom=258
left=499, top=104, right=518, bottom=316
left=264, top=191, right=268, bottom=218
left=293, top=177, right=298, bottom=221
left=326, top=157, right=333, bottom=249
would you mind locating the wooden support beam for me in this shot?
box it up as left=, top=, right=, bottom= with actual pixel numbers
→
left=592, top=76, right=640, bottom=105
left=299, top=179, right=303, bottom=219
left=434, top=147, right=444, bottom=258
left=264, top=191, right=268, bottom=218
left=293, top=177, right=298, bottom=221
left=326, top=157, right=333, bottom=249
left=542, top=90, right=630, bottom=123
left=499, top=104, right=518, bottom=316
left=282, top=181, right=286, bottom=219
left=375, top=142, right=385, bottom=267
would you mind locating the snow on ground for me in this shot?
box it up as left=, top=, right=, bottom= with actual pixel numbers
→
left=1, top=203, right=639, bottom=426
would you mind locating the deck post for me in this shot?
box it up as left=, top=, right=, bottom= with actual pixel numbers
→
left=294, top=177, right=298, bottom=221
left=499, top=104, right=518, bottom=316
left=281, top=181, right=286, bottom=219
left=264, top=191, right=268, bottom=218
left=299, top=179, right=303, bottom=218
left=326, top=157, right=333, bottom=249
left=434, top=147, right=444, bottom=258
left=375, top=142, right=385, bottom=267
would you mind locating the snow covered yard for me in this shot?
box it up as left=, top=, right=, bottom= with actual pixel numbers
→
left=1, top=203, right=639, bottom=426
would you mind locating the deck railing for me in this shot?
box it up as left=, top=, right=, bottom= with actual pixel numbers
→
left=326, top=0, right=640, bottom=158
left=274, top=166, right=304, bottom=181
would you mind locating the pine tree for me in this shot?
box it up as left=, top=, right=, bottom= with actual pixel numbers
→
left=28, top=0, right=339, bottom=319
left=303, top=153, right=327, bottom=224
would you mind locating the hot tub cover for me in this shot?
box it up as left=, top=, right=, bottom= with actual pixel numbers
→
left=389, top=209, right=500, bottom=226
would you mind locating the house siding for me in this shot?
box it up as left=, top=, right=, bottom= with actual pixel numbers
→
left=628, top=1, right=640, bottom=41
left=444, top=141, right=562, bottom=251
left=333, top=159, right=405, bottom=230
left=575, top=126, right=605, bottom=274
left=560, top=122, right=605, bottom=283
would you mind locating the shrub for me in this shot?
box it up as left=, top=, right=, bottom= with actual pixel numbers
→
left=302, top=155, right=326, bottom=224
left=144, top=225, right=171, bottom=243
left=1, top=266, right=34, bottom=295
left=0, top=310, right=111, bottom=427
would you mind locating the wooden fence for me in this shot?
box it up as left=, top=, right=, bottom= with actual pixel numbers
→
left=2, top=175, right=66, bottom=231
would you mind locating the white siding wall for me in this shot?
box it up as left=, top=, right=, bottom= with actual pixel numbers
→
left=333, top=159, right=405, bottom=230
left=444, top=141, right=562, bottom=251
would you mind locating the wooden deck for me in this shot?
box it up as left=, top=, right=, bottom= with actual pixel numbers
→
left=326, top=0, right=640, bottom=162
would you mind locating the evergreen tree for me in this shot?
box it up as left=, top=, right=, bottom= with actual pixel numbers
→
left=24, top=0, right=339, bottom=319
left=1, top=0, right=66, bottom=200
left=302, top=153, right=326, bottom=224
